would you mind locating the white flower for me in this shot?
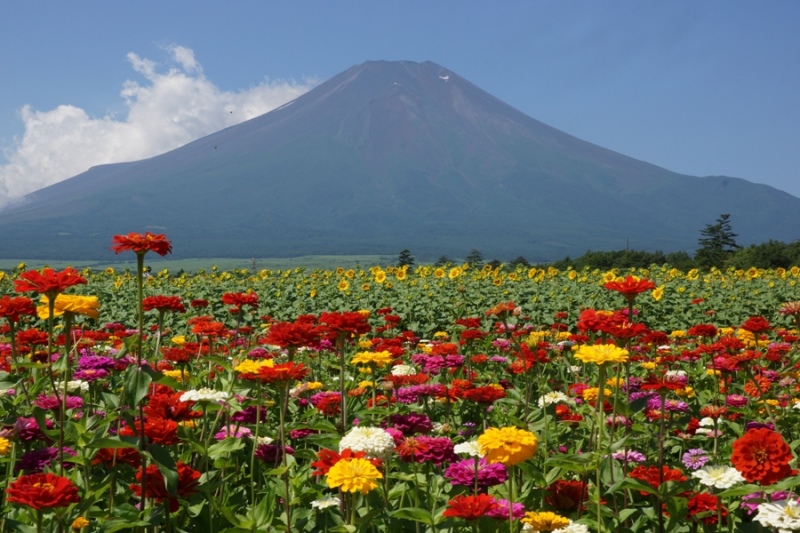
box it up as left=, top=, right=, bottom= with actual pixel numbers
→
left=755, top=499, right=800, bottom=532
left=339, top=426, right=395, bottom=460
left=391, top=364, right=417, bottom=376
left=54, top=380, right=90, bottom=392
left=665, top=370, right=687, bottom=378
left=698, top=417, right=716, bottom=427
left=179, top=388, right=230, bottom=403
left=691, top=465, right=745, bottom=489
left=537, top=391, right=573, bottom=408
left=310, top=495, right=341, bottom=510
left=252, top=435, right=274, bottom=445
left=553, top=523, right=590, bottom=533
left=453, top=440, right=483, bottom=457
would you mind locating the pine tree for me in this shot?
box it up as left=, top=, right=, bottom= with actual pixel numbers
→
left=695, top=213, right=739, bottom=268
left=397, top=249, right=415, bottom=268
left=465, top=249, right=484, bottom=268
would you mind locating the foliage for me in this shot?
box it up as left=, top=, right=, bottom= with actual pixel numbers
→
left=695, top=213, right=740, bottom=269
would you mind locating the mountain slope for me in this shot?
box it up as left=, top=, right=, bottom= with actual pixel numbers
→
left=0, top=60, right=798, bottom=261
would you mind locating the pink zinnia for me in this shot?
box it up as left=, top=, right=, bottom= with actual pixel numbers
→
left=445, top=457, right=508, bottom=489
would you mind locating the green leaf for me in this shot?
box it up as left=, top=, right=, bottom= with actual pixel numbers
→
left=207, top=437, right=246, bottom=459
left=87, top=436, right=139, bottom=449
left=123, top=365, right=152, bottom=407
left=388, top=507, right=434, bottom=524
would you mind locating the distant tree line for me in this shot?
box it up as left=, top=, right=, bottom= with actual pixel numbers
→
left=397, top=214, right=800, bottom=271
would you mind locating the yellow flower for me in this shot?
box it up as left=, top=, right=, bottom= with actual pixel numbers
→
left=306, top=381, right=324, bottom=390
left=337, top=280, right=350, bottom=291
left=37, top=294, right=100, bottom=320
left=179, top=420, right=198, bottom=429
left=521, top=511, right=571, bottom=531
left=581, top=387, right=611, bottom=402
left=448, top=266, right=462, bottom=279
left=433, top=331, right=449, bottom=338
left=171, top=335, right=186, bottom=345
left=0, top=436, right=11, bottom=455
left=606, top=377, right=624, bottom=388
left=675, top=386, right=695, bottom=398
left=395, top=269, right=407, bottom=281
left=234, top=359, right=275, bottom=374
left=374, top=270, right=387, bottom=283
left=641, top=362, right=657, bottom=370
left=434, top=268, right=445, bottom=279
left=358, top=380, right=375, bottom=388
left=652, top=286, right=664, bottom=301
left=361, top=283, right=370, bottom=291
left=163, top=369, right=189, bottom=382
left=669, top=330, right=687, bottom=339
left=477, top=426, right=538, bottom=466
left=326, top=457, right=383, bottom=494
left=345, top=269, right=355, bottom=279
left=351, top=350, right=393, bottom=368
left=574, top=344, right=629, bottom=365
left=71, top=517, right=91, bottom=530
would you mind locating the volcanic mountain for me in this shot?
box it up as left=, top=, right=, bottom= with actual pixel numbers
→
left=1, top=60, right=798, bottom=261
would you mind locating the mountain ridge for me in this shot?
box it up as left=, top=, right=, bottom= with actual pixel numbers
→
left=0, top=59, right=797, bottom=261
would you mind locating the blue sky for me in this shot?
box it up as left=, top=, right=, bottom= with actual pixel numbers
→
left=1, top=1, right=799, bottom=203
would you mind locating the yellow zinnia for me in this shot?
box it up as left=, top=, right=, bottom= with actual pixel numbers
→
left=351, top=350, right=393, bottom=368
left=37, top=294, right=100, bottom=320
left=326, top=457, right=383, bottom=494
left=521, top=511, right=571, bottom=532
left=477, top=426, right=538, bottom=466
left=573, top=344, right=629, bottom=365
left=0, top=436, right=11, bottom=455
left=234, top=359, right=275, bottom=374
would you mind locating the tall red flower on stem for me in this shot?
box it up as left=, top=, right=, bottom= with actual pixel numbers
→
left=142, top=296, right=186, bottom=314
left=110, top=232, right=172, bottom=256
left=0, top=295, right=37, bottom=323
left=603, top=275, right=656, bottom=301
left=130, top=462, right=200, bottom=512
left=14, top=267, right=87, bottom=298
left=6, top=472, right=80, bottom=510
left=442, top=494, right=499, bottom=520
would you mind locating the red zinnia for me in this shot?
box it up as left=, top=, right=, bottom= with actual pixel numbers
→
left=0, top=295, right=37, bottom=323
left=142, top=295, right=186, bottom=314
left=130, top=462, right=200, bottom=512
left=462, top=384, right=507, bottom=404
left=442, top=494, right=498, bottom=520
left=221, top=292, right=259, bottom=311
left=14, top=267, right=87, bottom=296
left=111, top=232, right=172, bottom=256
left=629, top=465, right=687, bottom=495
left=255, top=362, right=309, bottom=383
left=318, top=311, right=371, bottom=338
left=545, top=480, right=588, bottom=513
left=603, top=276, right=656, bottom=300
left=6, top=472, right=80, bottom=510
left=730, top=428, right=795, bottom=485
left=264, top=320, right=322, bottom=349
left=687, top=492, right=726, bottom=525
left=740, top=316, right=771, bottom=334
left=310, top=448, right=382, bottom=476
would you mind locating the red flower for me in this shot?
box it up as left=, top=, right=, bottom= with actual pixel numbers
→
left=603, top=276, right=656, bottom=300
left=730, top=428, right=795, bottom=485
left=462, top=384, right=507, bottom=404
left=639, top=374, right=686, bottom=392
left=189, top=299, right=209, bottom=308
left=221, top=292, right=259, bottom=311
left=741, top=316, right=771, bottom=334
left=318, top=311, right=371, bottom=338
left=130, top=462, right=200, bottom=512
left=442, top=494, right=498, bottom=520
left=142, top=296, right=186, bottom=314
left=92, top=447, right=141, bottom=468
left=264, top=320, right=322, bottom=349
left=485, top=301, right=517, bottom=318
left=14, top=267, right=87, bottom=296
left=629, top=465, right=687, bottom=495
left=545, top=480, right=588, bottom=513
left=687, top=492, right=726, bottom=525
left=120, top=417, right=180, bottom=445
left=310, top=448, right=382, bottom=476
left=255, top=362, right=309, bottom=383
left=687, top=324, right=718, bottom=338
left=0, top=295, right=37, bottom=323
left=6, top=472, right=80, bottom=510
left=111, top=232, right=172, bottom=256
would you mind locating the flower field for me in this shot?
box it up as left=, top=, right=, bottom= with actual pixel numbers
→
left=2, top=233, right=800, bottom=532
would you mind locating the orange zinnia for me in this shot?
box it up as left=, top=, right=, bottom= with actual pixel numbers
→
left=730, top=428, right=795, bottom=485
left=255, top=362, right=309, bottom=383
left=603, top=276, right=656, bottom=300
left=442, top=494, right=498, bottom=520
left=111, top=232, right=172, bottom=256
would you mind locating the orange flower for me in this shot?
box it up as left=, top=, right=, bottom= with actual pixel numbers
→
left=6, top=472, right=80, bottom=510
left=730, top=428, right=795, bottom=485
left=255, top=362, right=310, bottom=383
left=111, top=232, right=172, bottom=256
left=442, top=494, right=498, bottom=520
left=743, top=375, right=771, bottom=398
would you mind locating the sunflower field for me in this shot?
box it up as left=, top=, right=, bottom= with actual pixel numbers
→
left=2, top=232, right=800, bottom=533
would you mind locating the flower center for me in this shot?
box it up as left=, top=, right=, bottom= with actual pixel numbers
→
left=33, top=482, right=55, bottom=492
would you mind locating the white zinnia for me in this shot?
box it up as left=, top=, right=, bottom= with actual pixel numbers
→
left=755, top=499, right=800, bottom=532
left=453, top=440, right=483, bottom=457
left=537, top=391, right=573, bottom=408
left=54, top=380, right=90, bottom=392
left=691, top=465, right=745, bottom=489
left=554, top=523, right=590, bottom=533
left=391, top=364, right=417, bottom=376
left=310, top=495, right=341, bottom=510
left=179, top=388, right=230, bottom=403
left=339, top=426, right=395, bottom=460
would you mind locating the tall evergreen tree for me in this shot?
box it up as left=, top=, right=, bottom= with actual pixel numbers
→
left=695, top=213, right=739, bottom=268
left=465, top=249, right=485, bottom=267
left=397, top=249, right=415, bottom=268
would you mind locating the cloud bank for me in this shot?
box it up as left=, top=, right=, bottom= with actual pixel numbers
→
left=0, top=45, right=315, bottom=206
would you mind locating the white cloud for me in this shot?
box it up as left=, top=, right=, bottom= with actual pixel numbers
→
left=0, top=45, right=316, bottom=206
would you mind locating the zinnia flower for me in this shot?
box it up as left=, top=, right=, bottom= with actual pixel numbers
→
left=15, top=267, right=87, bottom=299
left=325, top=457, right=383, bottom=494
left=339, top=426, right=396, bottom=460
left=111, top=232, right=172, bottom=256
left=142, top=295, right=186, bottom=314
left=6, top=472, right=80, bottom=510
left=445, top=457, right=507, bottom=489
left=520, top=511, right=571, bottom=531
left=0, top=295, right=36, bottom=323
left=477, top=426, right=538, bottom=466
left=130, top=462, right=200, bottom=512
left=37, top=294, right=100, bottom=320
left=754, top=499, right=800, bottom=531
left=442, top=494, right=498, bottom=520
left=574, top=344, right=629, bottom=365
left=603, top=275, right=656, bottom=301
left=730, top=428, right=795, bottom=485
